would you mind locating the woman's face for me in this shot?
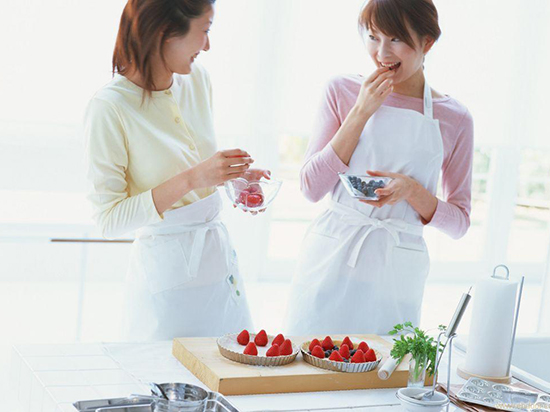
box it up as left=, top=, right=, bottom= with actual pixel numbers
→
left=162, top=5, right=215, bottom=75
left=366, top=24, right=431, bottom=85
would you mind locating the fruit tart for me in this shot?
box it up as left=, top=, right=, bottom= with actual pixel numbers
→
left=217, top=329, right=299, bottom=366
left=301, top=335, right=382, bottom=373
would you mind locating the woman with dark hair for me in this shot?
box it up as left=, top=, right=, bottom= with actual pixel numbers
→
left=284, top=0, right=474, bottom=335
left=84, top=0, right=267, bottom=341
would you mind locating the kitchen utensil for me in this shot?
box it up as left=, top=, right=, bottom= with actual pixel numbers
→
left=419, top=285, right=473, bottom=402
left=173, top=335, right=429, bottom=395
left=457, top=265, right=525, bottom=383
left=456, top=377, right=547, bottom=411
left=396, top=387, right=450, bottom=412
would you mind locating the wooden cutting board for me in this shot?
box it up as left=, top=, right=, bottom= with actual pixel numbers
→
left=172, top=334, right=433, bottom=395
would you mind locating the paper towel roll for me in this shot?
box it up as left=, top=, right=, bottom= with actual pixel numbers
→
left=464, top=276, right=518, bottom=378
left=378, top=357, right=399, bottom=380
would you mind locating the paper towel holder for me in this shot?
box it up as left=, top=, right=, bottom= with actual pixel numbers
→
left=492, top=264, right=510, bottom=280
left=457, top=265, right=525, bottom=384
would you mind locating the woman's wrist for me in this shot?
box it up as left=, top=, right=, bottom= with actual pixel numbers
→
left=408, top=179, right=424, bottom=201
left=350, top=104, right=373, bottom=121
left=408, top=180, right=438, bottom=223
left=178, top=168, right=196, bottom=194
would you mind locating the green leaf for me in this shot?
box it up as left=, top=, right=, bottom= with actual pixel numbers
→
left=388, top=322, right=443, bottom=377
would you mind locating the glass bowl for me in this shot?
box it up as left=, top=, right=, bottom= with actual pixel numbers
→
left=338, top=173, right=393, bottom=200
left=224, top=177, right=282, bottom=212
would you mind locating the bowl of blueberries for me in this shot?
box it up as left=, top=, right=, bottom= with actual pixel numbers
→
left=338, top=173, right=393, bottom=201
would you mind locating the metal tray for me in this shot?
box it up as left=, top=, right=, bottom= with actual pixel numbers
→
left=457, top=377, right=550, bottom=412
left=74, top=392, right=239, bottom=412
left=73, top=397, right=153, bottom=411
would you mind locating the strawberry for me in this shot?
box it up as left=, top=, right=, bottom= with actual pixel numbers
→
left=357, top=341, right=370, bottom=353
left=246, top=193, right=264, bottom=208
left=308, top=339, right=321, bottom=352
left=243, top=342, right=258, bottom=356
left=351, top=349, right=366, bottom=363
left=237, top=189, right=250, bottom=205
left=342, top=336, right=354, bottom=350
left=237, top=330, right=250, bottom=346
left=311, top=345, right=325, bottom=359
left=254, top=329, right=268, bottom=347
left=248, top=183, right=262, bottom=194
left=272, top=333, right=285, bottom=347
left=329, top=351, right=343, bottom=362
left=322, top=336, right=334, bottom=350
left=339, top=344, right=350, bottom=359
left=280, top=339, right=293, bottom=356
left=365, top=348, right=377, bottom=362
left=266, top=344, right=280, bottom=357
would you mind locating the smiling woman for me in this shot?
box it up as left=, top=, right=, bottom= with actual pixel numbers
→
left=360, top=0, right=441, bottom=97
left=83, top=0, right=271, bottom=341
left=113, top=0, right=215, bottom=101
left=283, top=0, right=474, bottom=337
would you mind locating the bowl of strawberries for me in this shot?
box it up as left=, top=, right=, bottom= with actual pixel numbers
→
left=224, top=175, right=282, bottom=213
left=301, top=336, right=382, bottom=373
left=217, top=329, right=299, bottom=366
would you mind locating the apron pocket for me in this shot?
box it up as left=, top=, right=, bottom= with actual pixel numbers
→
left=138, top=237, right=191, bottom=295
left=391, top=243, right=430, bottom=305
left=296, top=231, right=341, bottom=284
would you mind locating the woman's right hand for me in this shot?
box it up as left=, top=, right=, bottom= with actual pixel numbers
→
left=354, top=67, right=395, bottom=117
left=188, top=149, right=254, bottom=190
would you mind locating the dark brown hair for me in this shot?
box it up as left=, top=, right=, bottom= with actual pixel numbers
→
left=359, top=0, right=441, bottom=50
left=113, top=0, right=215, bottom=100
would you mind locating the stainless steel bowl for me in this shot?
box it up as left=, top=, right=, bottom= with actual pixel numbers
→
left=153, top=383, right=208, bottom=411
left=153, top=383, right=234, bottom=412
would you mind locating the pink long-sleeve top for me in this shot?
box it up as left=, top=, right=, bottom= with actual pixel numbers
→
left=301, top=74, right=474, bottom=239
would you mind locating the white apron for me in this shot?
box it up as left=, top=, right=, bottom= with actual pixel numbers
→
left=124, top=190, right=253, bottom=341
left=284, top=80, right=444, bottom=336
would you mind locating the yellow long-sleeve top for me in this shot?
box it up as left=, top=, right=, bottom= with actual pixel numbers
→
left=84, top=63, right=216, bottom=239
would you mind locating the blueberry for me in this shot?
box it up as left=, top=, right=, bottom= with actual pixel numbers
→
left=350, top=349, right=357, bottom=356
left=367, top=188, right=376, bottom=197
left=325, top=350, right=331, bottom=357
left=308, top=351, right=311, bottom=355
left=333, top=345, right=339, bottom=351
left=344, top=358, right=349, bottom=363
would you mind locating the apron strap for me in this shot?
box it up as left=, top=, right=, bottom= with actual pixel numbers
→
left=423, top=80, right=433, bottom=119
left=328, top=201, right=424, bottom=268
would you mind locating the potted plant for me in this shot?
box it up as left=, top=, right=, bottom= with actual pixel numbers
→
left=388, top=322, right=446, bottom=387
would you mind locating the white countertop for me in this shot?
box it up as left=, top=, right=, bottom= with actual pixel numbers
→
left=9, top=336, right=469, bottom=412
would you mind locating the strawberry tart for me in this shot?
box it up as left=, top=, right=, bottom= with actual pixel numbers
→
left=217, top=329, right=300, bottom=366
left=301, top=336, right=382, bottom=373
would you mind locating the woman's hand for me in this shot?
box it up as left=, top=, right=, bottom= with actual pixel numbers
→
left=354, top=67, right=395, bottom=117
left=359, top=170, right=418, bottom=208
left=188, top=149, right=254, bottom=190
left=234, top=168, right=271, bottom=215
left=243, top=168, right=271, bottom=181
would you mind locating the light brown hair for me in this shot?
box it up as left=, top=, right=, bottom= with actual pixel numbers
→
left=359, top=0, right=441, bottom=49
left=113, top=0, right=215, bottom=100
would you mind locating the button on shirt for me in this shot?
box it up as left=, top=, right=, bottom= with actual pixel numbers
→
left=84, top=63, right=216, bottom=239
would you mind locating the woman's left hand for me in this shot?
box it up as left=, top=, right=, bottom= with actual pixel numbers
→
left=243, top=168, right=271, bottom=181
left=360, top=170, right=418, bottom=208
left=234, top=168, right=271, bottom=215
